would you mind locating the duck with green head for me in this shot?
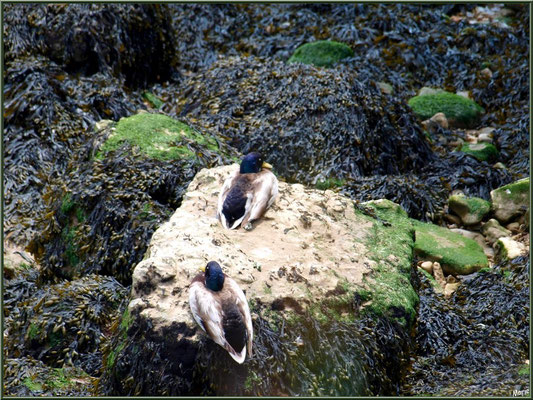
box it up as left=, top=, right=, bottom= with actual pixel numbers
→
left=217, top=152, right=279, bottom=231
left=189, top=261, right=253, bottom=364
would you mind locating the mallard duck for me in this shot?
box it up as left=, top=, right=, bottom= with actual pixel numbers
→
left=217, top=152, right=279, bottom=230
left=189, top=261, right=253, bottom=364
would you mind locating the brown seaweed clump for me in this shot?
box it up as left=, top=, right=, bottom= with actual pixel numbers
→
left=4, top=269, right=128, bottom=378
left=168, top=56, right=434, bottom=184
left=403, top=255, right=529, bottom=395
left=3, top=3, right=176, bottom=245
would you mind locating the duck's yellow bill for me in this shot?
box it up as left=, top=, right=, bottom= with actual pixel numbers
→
left=200, top=265, right=206, bottom=272
left=262, top=161, right=273, bottom=169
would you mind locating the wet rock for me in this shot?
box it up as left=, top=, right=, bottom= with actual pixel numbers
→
left=448, top=196, right=490, bottom=225
left=490, top=178, right=530, bottom=224
left=444, top=213, right=462, bottom=226
left=422, top=112, right=448, bottom=133
left=448, top=194, right=490, bottom=225
left=481, top=218, right=512, bottom=244
left=376, top=81, right=393, bottom=95
left=103, top=165, right=418, bottom=395
left=417, top=87, right=446, bottom=96
left=446, top=275, right=458, bottom=284
left=456, top=90, right=471, bottom=99
left=460, top=142, right=499, bottom=163
left=413, top=221, right=488, bottom=275
left=477, top=132, right=493, bottom=143
left=287, top=40, right=354, bottom=67
left=494, top=237, right=526, bottom=261
left=408, top=91, right=485, bottom=128
left=505, top=222, right=521, bottom=233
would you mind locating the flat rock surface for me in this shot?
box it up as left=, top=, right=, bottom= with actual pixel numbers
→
left=130, top=164, right=374, bottom=334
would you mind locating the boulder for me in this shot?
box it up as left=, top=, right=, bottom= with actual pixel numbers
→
left=448, top=195, right=491, bottom=225
left=481, top=218, right=512, bottom=244
left=104, top=166, right=419, bottom=395
left=288, top=40, right=354, bottom=67
left=495, top=237, right=527, bottom=261
left=460, top=142, right=499, bottom=162
left=408, top=91, right=485, bottom=128
left=490, top=178, right=530, bottom=223
left=413, top=221, right=488, bottom=275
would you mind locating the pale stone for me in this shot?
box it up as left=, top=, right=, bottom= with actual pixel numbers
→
left=444, top=282, right=460, bottom=298
left=495, top=237, right=527, bottom=260
left=420, top=261, right=434, bottom=274
left=432, top=262, right=446, bottom=289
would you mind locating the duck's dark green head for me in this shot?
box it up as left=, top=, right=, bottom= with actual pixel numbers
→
left=240, top=152, right=273, bottom=174
left=204, top=261, right=225, bottom=292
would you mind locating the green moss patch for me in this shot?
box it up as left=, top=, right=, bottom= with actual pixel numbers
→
left=97, top=113, right=218, bottom=161
left=21, top=367, right=92, bottom=394
left=460, top=142, right=499, bottom=162
left=492, top=177, right=529, bottom=202
left=358, top=199, right=419, bottom=327
left=23, top=376, right=43, bottom=392
left=288, top=40, right=354, bottom=67
left=408, top=91, right=484, bottom=127
left=448, top=194, right=491, bottom=225
left=518, top=364, right=530, bottom=376
left=413, top=220, right=488, bottom=275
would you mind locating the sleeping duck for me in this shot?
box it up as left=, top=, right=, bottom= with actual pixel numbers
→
left=217, top=152, right=279, bottom=230
left=189, top=261, right=253, bottom=364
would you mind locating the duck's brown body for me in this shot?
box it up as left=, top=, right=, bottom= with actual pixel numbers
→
left=217, top=168, right=278, bottom=230
left=189, top=271, right=253, bottom=363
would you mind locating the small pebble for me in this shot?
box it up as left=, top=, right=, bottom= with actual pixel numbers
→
left=480, top=67, right=493, bottom=79
left=419, top=261, right=434, bottom=274
left=478, top=133, right=493, bottom=143
left=506, top=222, right=520, bottom=233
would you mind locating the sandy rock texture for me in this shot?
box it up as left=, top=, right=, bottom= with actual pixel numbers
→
left=129, top=164, right=374, bottom=336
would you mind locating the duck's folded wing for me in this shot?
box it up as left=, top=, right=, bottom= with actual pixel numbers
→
left=225, top=278, right=254, bottom=358
left=246, top=173, right=278, bottom=223
left=189, top=282, right=226, bottom=347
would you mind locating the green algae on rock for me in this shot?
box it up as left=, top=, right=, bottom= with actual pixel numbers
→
left=448, top=194, right=491, bottom=225
left=413, top=220, right=488, bottom=275
left=288, top=40, right=354, bottom=67
left=490, top=177, right=530, bottom=223
left=97, top=113, right=219, bottom=161
left=460, top=142, right=499, bottom=163
left=408, top=91, right=485, bottom=128
left=359, top=199, right=418, bottom=327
